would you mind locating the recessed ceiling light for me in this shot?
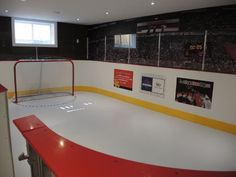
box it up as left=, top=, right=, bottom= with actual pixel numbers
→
left=5, top=10, right=9, bottom=13
left=151, top=2, right=155, bottom=6
left=76, top=18, right=80, bottom=21
left=20, top=0, right=27, bottom=2
left=105, top=12, right=109, bottom=15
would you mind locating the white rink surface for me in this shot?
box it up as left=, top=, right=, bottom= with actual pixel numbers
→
left=9, top=92, right=236, bottom=177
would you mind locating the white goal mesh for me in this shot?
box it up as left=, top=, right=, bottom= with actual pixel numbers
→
left=13, top=59, right=74, bottom=103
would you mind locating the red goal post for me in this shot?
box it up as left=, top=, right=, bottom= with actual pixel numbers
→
left=13, top=59, right=75, bottom=103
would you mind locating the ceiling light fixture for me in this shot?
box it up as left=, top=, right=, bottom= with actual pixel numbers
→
left=5, top=10, right=9, bottom=13
left=151, top=2, right=155, bottom=6
left=76, top=18, right=80, bottom=21
left=105, top=12, right=109, bottom=15
left=20, top=0, right=27, bottom=2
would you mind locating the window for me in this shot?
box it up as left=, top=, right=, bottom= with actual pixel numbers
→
left=114, top=34, right=136, bottom=48
left=12, top=18, right=57, bottom=47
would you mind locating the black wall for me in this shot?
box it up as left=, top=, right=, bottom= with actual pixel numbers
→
left=1, top=5, right=236, bottom=74
left=0, top=16, right=88, bottom=60
left=88, top=5, right=236, bottom=36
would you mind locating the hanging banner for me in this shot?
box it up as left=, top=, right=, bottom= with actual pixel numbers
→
left=137, top=18, right=179, bottom=34
left=175, top=77, right=214, bottom=109
left=140, top=74, right=166, bottom=98
left=114, top=69, right=133, bottom=91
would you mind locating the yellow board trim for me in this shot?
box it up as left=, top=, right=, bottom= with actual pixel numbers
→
left=75, top=86, right=236, bottom=135
left=7, top=86, right=72, bottom=99
left=8, top=86, right=236, bottom=135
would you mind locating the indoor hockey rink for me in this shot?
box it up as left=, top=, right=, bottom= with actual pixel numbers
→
left=1, top=1, right=236, bottom=177
left=0, top=59, right=235, bottom=177
left=9, top=92, right=236, bottom=177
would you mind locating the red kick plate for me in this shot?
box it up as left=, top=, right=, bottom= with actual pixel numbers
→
left=13, top=115, right=46, bottom=133
left=0, top=84, right=7, bottom=93
left=14, top=116, right=236, bottom=177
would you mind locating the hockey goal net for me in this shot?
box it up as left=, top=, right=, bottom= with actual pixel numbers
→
left=13, top=59, right=75, bottom=103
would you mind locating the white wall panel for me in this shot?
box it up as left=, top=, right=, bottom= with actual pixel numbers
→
left=1, top=60, right=236, bottom=125
left=77, top=61, right=236, bottom=125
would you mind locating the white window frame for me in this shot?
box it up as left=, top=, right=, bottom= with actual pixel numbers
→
left=11, top=18, right=58, bottom=47
left=114, top=34, right=136, bottom=48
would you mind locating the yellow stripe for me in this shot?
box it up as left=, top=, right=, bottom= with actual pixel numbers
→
left=8, top=86, right=236, bottom=135
left=75, top=86, right=236, bottom=135
left=7, top=86, right=72, bottom=99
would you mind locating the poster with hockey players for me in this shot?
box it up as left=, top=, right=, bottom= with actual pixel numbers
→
left=175, top=77, right=214, bottom=109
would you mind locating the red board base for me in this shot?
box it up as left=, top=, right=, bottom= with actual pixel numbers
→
left=13, top=115, right=236, bottom=177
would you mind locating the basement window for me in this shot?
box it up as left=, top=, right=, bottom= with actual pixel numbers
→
left=114, top=34, right=136, bottom=48
left=12, top=18, right=57, bottom=47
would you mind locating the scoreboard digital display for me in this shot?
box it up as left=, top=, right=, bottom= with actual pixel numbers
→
left=185, top=43, right=203, bottom=57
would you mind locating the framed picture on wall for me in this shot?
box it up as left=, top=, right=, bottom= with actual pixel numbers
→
left=140, top=74, right=166, bottom=98
left=175, top=77, right=214, bottom=109
left=114, top=69, right=133, bottom=91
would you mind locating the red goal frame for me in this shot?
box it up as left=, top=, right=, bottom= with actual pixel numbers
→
left=13, top=59, right=75, bottom=103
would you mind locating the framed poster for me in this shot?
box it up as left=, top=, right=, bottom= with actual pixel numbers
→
left=140, top=74, right=166, bottom=98
left=175, top=77, right=214, bottom=109
left=114, top=69, right=133, bottom=91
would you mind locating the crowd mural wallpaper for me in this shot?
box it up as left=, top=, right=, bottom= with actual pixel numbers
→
left=0, top=6, right=236, bottom=74
left=88, top=6, right=236, bottom=74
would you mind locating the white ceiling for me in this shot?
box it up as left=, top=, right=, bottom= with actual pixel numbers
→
left=0, top=0, right=235, bottom=25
